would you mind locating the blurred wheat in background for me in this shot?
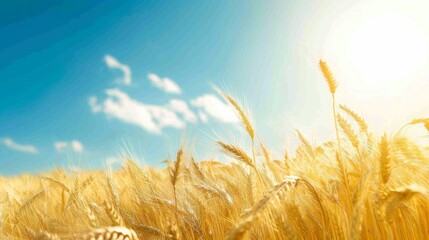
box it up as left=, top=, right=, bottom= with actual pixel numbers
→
left=1, top=60, right=429, bottom=240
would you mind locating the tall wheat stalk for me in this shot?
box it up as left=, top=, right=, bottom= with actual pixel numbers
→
left=319, top=60, right=352, bottom=200
left=319, top=60, right=341, bottom=156
left=170, top=149, right=183, bottom=226
left=379, top=134, right=391, bottom=184
left=215, top=88, right=256, bottom=165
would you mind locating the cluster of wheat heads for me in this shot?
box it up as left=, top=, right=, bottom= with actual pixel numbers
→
left=1, top=60, right=429, bottom=240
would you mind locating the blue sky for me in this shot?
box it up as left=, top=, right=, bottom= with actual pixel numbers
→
left=2, top=1, right=429, bottom=176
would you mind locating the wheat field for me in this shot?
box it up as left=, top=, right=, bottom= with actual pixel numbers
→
left=1, top=60, right=429, bottom=240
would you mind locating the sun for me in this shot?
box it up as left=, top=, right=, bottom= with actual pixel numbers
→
left=317, top=1, right=429, bottom=99
left=346, top=11, right=429, bottom=96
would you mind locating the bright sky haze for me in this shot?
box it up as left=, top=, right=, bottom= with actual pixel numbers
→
left=1, top=0, right=429, bottom=176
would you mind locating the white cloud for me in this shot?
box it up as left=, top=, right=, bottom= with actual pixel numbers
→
left=191, top=94, right=239, bottom=123
left=168, top=99, right=197, bottom=123
left=106, top=156, right=121, bottom=166
left=148, top=73, right=181, bottom=94
left=88, top=96, right=101, bottom=113
left=89, top=89, right=186, bottom=134
left=2, top=138, right=38, bottom=154
left=54, top=142, right=68, bottom=151
left=104, top=55, right=132, bottom=85
left=54, top=140, right=84, bottom=153
left=198, top=112, right=208, bottom=123
left=71, top=141, right=84, bottom=152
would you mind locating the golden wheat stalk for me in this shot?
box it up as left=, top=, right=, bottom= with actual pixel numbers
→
left=85, top=202, right=99, bottom=228
left=319, top=59, right=337, bottom=95
left=383, top=185, right=428, bottom=219
left=397, top=117, right=429, bottom=134
left=295, top=130, right=315, bottom=159
left=80, top=176, right=95, bottom=190
left=42, top=177, right=70, bottom=192
left=412, top=118, right=429, bottom=132
left=348, top=173, right=370, bottom=240
left=286, top=203, right=308, bottom=235
left=283, top=149, right=290, bottom=175
left=167, top=222, right=181, bottom=240
left=106, top=175, right=120, bottom=208
left=226, top=176, right=300, bottom=240
left=319, top=59, right=344, bottom=185
left=337, top=114, right=360, bottom=149
left=409, top=118, right=429, bottom=125
left=25, top=226, right=60, bottom=240
left=103, top=201, right=125, bottom=227
left=215, top=87, right=257, bottom=165
left=18, top=189, right=46, bottom=215
left=259, top=142, right=271, bottom=164
left=190, top=157, right=205, bottom=181
left=339, top=105, right=368, bottom=133
left=169, top=149, right=183, bottom=227
left=215, top=89, right=255, bottom=139
left=349, top=200, right=365, bottom=240
left=379, top=134, right=391, bottom=184
left=217, top=141, right=255, bottom=169
left=64, top=179, right=79, bottom=212
left=77, top=226, right=139, bottom=240
left=335, top=152, right=349, bottom=191
left=133, top=224, right=168, bottom=238
left=170, top=149, right=183, bottom=186
left=194, top=183, right=233, bottom=205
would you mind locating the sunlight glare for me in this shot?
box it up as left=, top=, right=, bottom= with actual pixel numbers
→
left=347, top=12, right=429, bottom=96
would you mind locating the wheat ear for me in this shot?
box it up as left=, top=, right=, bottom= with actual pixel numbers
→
left=319, top=59, right=337, bottom=95
left=103, top=201, right=125, bottom=227
left=379, top=134, right=391, bottom=184
left=295, top=130, right=315, bottom=160
left=283, top=149, right=290, bottom=175
left=226, top=176, right=300, bottom=240
left=319, top=59, right=343, bottom=174
left=339, top=105, right=368, bottom=133
left=217, top=141, right=255, bottom=169
left=399, top=118, right=429, bottom=133
left=337, top=114, right=359, bottom=150
left=77, top=226, right=139, bottom=240
left=170, top=149, right=183, bottom=226
left=215, top=88, right=256, bottom=165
